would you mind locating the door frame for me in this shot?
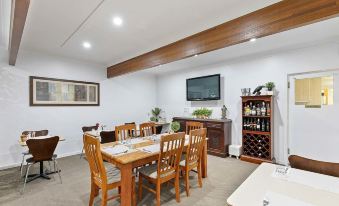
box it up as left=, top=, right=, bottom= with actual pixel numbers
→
left=286, top=68, right=339, bottom=163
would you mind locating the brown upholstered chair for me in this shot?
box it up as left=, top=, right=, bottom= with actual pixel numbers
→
left=138, top=132, right=185, bottom=206
left=115, top=124, right=137, bottom=141
left=20, top=130, right=49, bottom=176
left=139, top=122, right=156, bottom=137
left=23, top=136, right=61, bottom=193
left=288, top=155, right=339, bottom=178
left=84, top=134, right=135, bottom=206
left=100, top=131, right=115, bottom=144
left=180, top=128, right=207, bottom=196
left=185, top=121, right=204, bottom=135
left=82, top=125, right=99, bottom=133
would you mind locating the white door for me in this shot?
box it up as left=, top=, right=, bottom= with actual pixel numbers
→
left=288, top=71, right=339, bottom=162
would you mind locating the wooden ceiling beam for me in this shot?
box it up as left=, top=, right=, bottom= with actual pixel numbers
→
left=107, top=0, right=339, bottom=78
left=9, top=0, right=30, bottom=66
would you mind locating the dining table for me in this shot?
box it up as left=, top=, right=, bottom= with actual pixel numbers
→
left=19, top=136, right=65, bottom=181
left=100, top=134, right=208, bottom=206
left=227, top=162, right=339, bottom=206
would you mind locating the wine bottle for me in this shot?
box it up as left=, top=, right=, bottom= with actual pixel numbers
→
left=252, top=105, right=256, bottom=116
left=256, top=118, right=260, bottom=131
left=261, top=102, right=266, bottom=116
left=256, top=104, right=261, bottom=116
left=266, top=121, right=270, bottom=132
left=261, top=120, right=265, bottom=132
left=267, top=103, right=271, bottom=116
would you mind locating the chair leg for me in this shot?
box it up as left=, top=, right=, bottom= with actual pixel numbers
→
left=132, top=177, right=136, bottom=206
left=138, top=175, right=143, bottom=201
left=101, top=188, right=108, bottom=206
left=20, top=153, right=26, bottom=176
left=175, top=175, right=180, bottom=203
left=185, top=168, right=190, bottom=197
left=80, top=147, right=84, bottom=159
left=197, top=162, right=203, bottom=188
left=89, top=181, right=98, bottom=206
left=22, top=164, right=31, bottom=194
left=156, top=181, right=161, bottom=206
left=54, top=159, right=62, bottom=184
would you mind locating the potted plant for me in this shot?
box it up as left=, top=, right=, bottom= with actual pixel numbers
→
left=150, top=107, right=162, bottom=122
left=265, top=82, right=275, bottom=95
left=192, top=108, right=212, bottom=119
left=170, top=121, right=180, bottom=133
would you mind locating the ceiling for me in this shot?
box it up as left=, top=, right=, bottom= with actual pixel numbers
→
left=143, top=17, right=339, bottom=75
left=19, top=0, right=281, bottom=65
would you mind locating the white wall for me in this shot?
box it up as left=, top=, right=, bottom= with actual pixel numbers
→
left=0, top=48, right=156, bottom=168
left=156, top=43, right=339, bottom=164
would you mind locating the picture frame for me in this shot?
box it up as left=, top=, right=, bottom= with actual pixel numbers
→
left=29, top=76, right=100, bottom=106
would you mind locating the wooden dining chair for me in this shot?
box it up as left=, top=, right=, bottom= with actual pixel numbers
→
left=115, top=124, right=137, bottom=141
left=84, top=134, right=136, bottom=206
left=185, top=121, right=204, bottom=135
left=20, top=130, right=49, bottom=176
left=80, top=125, right=99, bottom=159
left=180, top=128, right=207, bottom=196
left=23, top=136, right=61, bottom=193
left=138, top=132, right=185, bottom=206
left=139, top=122, right=156, bottom=137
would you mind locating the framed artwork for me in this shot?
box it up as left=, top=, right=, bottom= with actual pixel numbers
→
left=29, top=76, right=100, bottom=106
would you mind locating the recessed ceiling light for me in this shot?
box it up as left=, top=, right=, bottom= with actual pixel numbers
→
left=249, top=38, right=257, bottom=42
left=82, top=41, right=91, bottom=49
left=113, top=17, right=123, bottom=26
left=194, top=54, right=199, bottom=57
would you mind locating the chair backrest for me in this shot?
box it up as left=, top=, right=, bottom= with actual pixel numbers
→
left=100, top=131, right=115, bottom=144
left=139, top=122, right=156, bottom=137
left=115, top=124, right=137, bottom=141
left=83, top=134, right=107, bottom=185
left=157, top=132, right=185, bottom=178
left=289, top=155, right=339, bottom=178
left=185, top=121, right=203, bottom=135
left=26, top=136, right=59, bottom=162
left=22, top=130, right=49, bottom=137
left=186, top=128, right=207, bottom=165
left=82, top=125, right=98, bottom=133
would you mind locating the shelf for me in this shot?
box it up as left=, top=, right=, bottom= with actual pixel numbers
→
left=243, top=130, right=270, bottom=135
left=240, top=155, right=273, bottom=164
left=243, top=115, right=271, bottom=118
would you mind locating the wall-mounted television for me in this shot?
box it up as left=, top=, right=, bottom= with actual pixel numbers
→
left=186, top=74, right=220, bottom=101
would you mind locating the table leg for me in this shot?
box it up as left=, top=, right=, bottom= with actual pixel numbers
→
left=201, top=140, right=207, bottom=178
left=120, top=163, right=133, bottom=206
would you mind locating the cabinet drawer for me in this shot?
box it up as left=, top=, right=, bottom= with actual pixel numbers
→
left=206, top=122, right=223, bottom=129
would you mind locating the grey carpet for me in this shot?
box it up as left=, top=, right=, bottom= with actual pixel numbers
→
left=0, top=155, right=257, bottom=206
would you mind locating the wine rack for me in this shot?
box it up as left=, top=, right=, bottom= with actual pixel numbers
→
left=240, top=95, right=273, bottom=164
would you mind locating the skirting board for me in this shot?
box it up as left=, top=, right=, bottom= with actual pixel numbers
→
left=0, top=150, right=82, bottom=170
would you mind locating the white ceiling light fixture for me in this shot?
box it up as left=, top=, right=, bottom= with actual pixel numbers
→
left=113, top=16, right=123, bottom=26
left=249, top=38, right=257, bottom=42
left=82, top=41, right=92, bottom=49
left=194, top=54, right=199, bottom=57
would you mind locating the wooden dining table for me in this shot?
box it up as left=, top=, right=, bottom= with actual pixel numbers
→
left=101, top=134, right=208, bottom=206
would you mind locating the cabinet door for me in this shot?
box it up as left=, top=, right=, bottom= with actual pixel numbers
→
left=207, top=128, right=224, bottom=151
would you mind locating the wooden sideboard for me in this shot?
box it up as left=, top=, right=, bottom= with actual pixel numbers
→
left=173, top=117, right=232, bottom=157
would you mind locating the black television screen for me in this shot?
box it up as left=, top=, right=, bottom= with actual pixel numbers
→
left=186, top=74, right=220, bottom=101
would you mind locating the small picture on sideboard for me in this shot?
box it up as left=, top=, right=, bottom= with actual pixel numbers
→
left=29, top=76, right=100, bottom=106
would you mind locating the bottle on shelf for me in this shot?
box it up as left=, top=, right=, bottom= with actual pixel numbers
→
left=261, top=120, right=265, bottom=132
left=266, top=121, right=270, bottom=132
left=267, top=103, right=271, bottom=116
left=261, top=102, right=266, bottom=116
left=251, top=105, right=256, bottom=116
left=256, top=118, right=260, bottom=131
left=256, top=104, right=261, bottom=116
